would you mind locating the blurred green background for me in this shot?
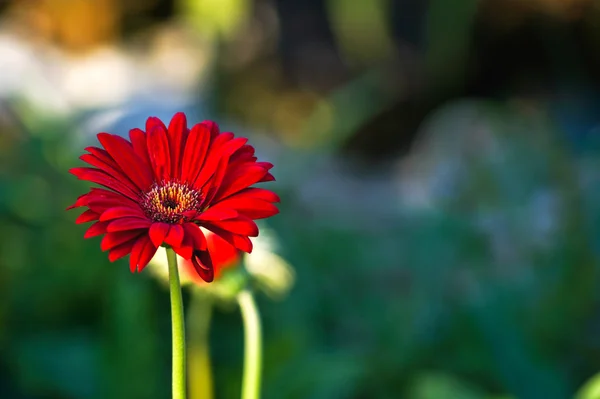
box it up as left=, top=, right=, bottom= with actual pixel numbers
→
left=2, top=0, right=600, bottom=398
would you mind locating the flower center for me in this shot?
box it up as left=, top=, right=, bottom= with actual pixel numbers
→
left=141, top=181, right=201, bottom=223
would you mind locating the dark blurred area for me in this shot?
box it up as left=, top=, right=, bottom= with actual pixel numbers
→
left=2, top=0, right=600, bottom=398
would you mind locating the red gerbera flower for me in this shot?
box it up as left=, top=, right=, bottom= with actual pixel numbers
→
left=68, top=112, right=279, bottom=282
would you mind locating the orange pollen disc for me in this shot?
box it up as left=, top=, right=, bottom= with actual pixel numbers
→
left=141, top=181, right=202, bottom=223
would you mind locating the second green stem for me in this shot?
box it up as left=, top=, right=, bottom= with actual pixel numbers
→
left=237, top=289, right=262, bottom=399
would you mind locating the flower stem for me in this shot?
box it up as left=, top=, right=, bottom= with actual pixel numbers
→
left=237, top=289, right=262, bottom=399
left=167, top=247, right=187, bottom=399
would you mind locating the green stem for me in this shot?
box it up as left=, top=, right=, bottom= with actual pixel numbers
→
left=237, top=289, right=262, bottom=399
left=167, top=247, right=187, bottom=399
left=188, top=291, right=214, bottom=399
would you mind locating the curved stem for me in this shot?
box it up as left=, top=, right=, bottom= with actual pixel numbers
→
left=237, top=290, right=262, bottom=399
left=188, top=291, right=214, bottom=399
left=167, top=247, right=187, bottom=399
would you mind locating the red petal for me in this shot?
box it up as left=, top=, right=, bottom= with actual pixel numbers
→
left=174, top=224, right=196, bottom=258
left=70, top=167, right=140, bottom=202
left=146, top=116, right=167, bottom=133
left=83, top=146, right=120, bottom=169
left=227, top=156, right=257, bottom=174
left=168, top=112, right=187, bottom=178
left=108, top=239, right=137, bottom=262
left=261, top=173, right=275, bottom=182
left=212, top=164, right=270, bottom=202
left=201, top=147, right=239, bottom=205
left=165, top=224, right=184, bottom=248
left=210, top=188, right=280, bottom=219
left=129, top=235, right=158, bottom=273
left=172, top=242, right=193, bottom=260
left=86, top=188, right=140, bottom=211
left=191, top=250, right=214, bottom=282
left=182, top=222, right=207, bottom=250
left=182, top=210, right=199, bottom=219
left=205, top=232, right=241, bottom=271
left=224, top=137, right=249, bottom=157
left=202, top=120, right=220, bottom=139
left=88, top=197, right=138, bottom=214
left=107, top=218, right=151, bottom=232
left=99, top=206, right=145, bottom=221
left=234, top=187, right=280, bottom=203
left=192, top=132, right=234, bottom=189
left=194, top=135, right=247, bottom=191
left=83, top=146, right=145, bottom=192
left=212, top=197, right=278, bottom=220
left=229, top=144, right=255, bottom=164
left=203, top=216, right=258, bottom=237
left=146, top=125, right=171, bottom=181
left=230, top=234, right=253, bottom=253
left=180, top=122, right=211, bottom=184
left=76, top=209, right=99, bottom=224
left=201, top=224, right=253, bottom=253
left=129, top=128, right=151, bottom=170
left=195, top=207, right=238, bottom=221
left=199, top=138, right=249, bottom=206
left=149, top=222, right=170, bottom=247
left=84, top=221, right=110, bottom=238
left=255, top=161, right=274, bottom=170
left=67, top=193, right=90, bottom=210
left=97, top=133, right=153, bottom=190
left=101, top=230, right=145, bottom=251
left=79, top=154, right=140, bottom=194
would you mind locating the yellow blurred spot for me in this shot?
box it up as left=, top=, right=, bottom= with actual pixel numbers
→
left=273, top=91, right=329, bottom=148
left=180, top=0, right=250, bottom=40
left=31, top=0, right=120, bottom=52
left=575, top=371, right=600, bottom=399
left=326, top=0, right=394, bottom=65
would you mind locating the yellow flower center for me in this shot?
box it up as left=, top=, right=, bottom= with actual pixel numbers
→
left=141, top=181, right=201, bottom=223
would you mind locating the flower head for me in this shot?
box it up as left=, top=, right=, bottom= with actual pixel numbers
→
left=68, top=112, right=279, bottom=282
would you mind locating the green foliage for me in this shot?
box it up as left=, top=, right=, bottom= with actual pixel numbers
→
left=2, top=74, right=600, bottom=399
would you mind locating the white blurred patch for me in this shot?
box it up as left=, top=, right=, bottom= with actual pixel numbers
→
left=246, top=225, right=295, bottom=299
left=0, top=22, right=214, bottom=116
left=61, top=47, right=133, bottom=109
